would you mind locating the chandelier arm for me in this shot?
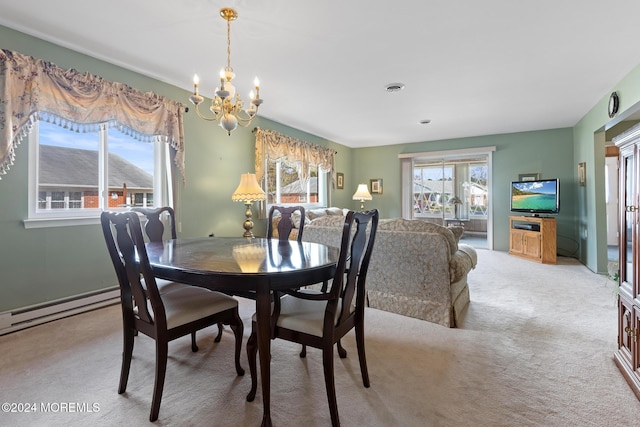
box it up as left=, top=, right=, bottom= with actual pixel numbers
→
left=235, top=110, right=260, bottom=126
left=193, top=103, right=220, bottom=122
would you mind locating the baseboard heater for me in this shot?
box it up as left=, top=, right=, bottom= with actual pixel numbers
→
left=0, top=288, right=120, bottom=336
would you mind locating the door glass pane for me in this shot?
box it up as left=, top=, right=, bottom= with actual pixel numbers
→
left=624, top=154, right=634, bottom=283
left=413, top=164, right=453, bottom=218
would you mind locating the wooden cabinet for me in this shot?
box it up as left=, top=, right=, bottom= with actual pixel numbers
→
left=508, top=216, right=556, bottom=264
left=613, top=125, right=640, bottom=400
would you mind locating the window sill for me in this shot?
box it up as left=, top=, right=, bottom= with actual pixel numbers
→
left=23, top=216, right=100, bottom=229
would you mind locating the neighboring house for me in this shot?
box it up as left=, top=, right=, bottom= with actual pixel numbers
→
left=276, top=177, right=318, bottom=204
left=38, top=145, right=153, bottom=210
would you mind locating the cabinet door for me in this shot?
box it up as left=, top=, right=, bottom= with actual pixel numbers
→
left=618, top=292, right=635, bottom=366
left=523, top=233, right=541, bottom=259
left=510, top=230, right=524, bottom=254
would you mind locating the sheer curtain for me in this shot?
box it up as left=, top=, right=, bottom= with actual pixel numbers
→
left=0, top=49, right=186, bottom=181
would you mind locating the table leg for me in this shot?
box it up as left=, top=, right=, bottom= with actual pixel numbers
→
left=256, top=286, right=272, bottom=427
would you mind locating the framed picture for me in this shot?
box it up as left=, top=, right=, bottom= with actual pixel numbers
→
left=578, top=162, right=586, bottom=186
left=370, top=178, right=383, bottom=194
left=518, top=173, right=540, bottom=182
left=336, top=172, right=344, bottom=189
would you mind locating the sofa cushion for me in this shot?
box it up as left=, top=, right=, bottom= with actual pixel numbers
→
left=447, top=225, right=464, bottom=242
left=325, top=207, right=345, bottom=216
left=308, top=214, right=348, bottom=227
left=377, top=218, right=459, bottom=256
left=306, top=208, right=329, bottom=221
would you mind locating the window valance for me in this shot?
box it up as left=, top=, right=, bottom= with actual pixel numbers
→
left=0, top=49, right=186, bottom=180
left=254, top=127, right=336, bottom=186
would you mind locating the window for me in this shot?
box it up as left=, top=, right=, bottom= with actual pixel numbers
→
left=399, top=146, right=494, bottom=249
left=265, top=158, right=328, bottom=208
left=413, top=165, right=454, bottom=217
left=413, top=160, right=488, bottom=220
left=26, top=120, right=170, bottom=227
left=255, top=128, right=335, bottom=213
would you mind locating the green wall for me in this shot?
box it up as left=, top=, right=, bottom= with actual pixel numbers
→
left=573, top=63, right=640, bottom=272
left=2, top=21, right=639, bottom=312
left=0, top=25, right=351, bottom=312
left=351, top=128, right=576, bottom=253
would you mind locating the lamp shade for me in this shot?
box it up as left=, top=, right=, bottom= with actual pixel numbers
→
left=231, top=173, right=266, bottom=202
left=352, top=184, right=372, bottom=201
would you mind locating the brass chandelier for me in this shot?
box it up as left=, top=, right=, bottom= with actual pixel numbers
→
left=189, top=7, right=263, bottom=135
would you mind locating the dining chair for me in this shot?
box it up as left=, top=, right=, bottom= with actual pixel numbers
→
left=131, top=206, right=224, bottom=342
left=267, top=205, right=306, bottom=242
left=101, top=211, right=244, bottom=422
left=246, top=209, right=379, bottom=427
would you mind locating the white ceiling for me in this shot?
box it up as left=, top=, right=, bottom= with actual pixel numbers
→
left=2, top=0, right=640, bottom=148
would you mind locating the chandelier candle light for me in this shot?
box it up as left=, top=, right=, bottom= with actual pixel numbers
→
left=231, top=173, right=266, bottom=238
left=189, top=7, right=263, bottom=135
left=352, top=184, right=373, bottom=211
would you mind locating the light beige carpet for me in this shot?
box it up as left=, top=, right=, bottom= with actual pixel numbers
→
left=1, top=250, right=640, bottom=426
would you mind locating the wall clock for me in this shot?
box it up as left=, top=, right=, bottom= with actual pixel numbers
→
left=608, top=91, right=619, bottom=118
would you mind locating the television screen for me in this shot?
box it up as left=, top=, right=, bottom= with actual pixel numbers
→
left=510, top=179, right=560, bottom=215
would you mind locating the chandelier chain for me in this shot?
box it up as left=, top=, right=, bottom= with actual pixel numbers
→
left=226, top=17, right=232, bottom=72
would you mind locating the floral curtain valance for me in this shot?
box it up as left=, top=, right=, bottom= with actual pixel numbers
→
left=254, top=127, right=336, bottom=186
left=0, top=49, right=186, bottom=180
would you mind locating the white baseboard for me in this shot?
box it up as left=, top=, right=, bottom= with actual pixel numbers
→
left=0, top=289, right=120, bottom=335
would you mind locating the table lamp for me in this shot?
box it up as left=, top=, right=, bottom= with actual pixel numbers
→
left=231, top=173, right=266, bottom=238
left=352, top=183, right=372, bottom=211
left=449, top=196, right=462, bottom=219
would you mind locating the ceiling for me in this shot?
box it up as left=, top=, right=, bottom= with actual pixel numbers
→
left=2, top=0, right=640, bottom=148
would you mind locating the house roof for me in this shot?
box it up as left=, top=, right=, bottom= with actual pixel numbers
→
left=39, top=145, right=153, bottom=189
left=280, top=177, right=318, bottom=194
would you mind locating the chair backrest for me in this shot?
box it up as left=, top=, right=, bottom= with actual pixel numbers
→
left=267, top=205, right=306, bottom=242
left=101, top=211, right=166, bottom=330
left=130, top=207, right=177, bottom=242
left=331, top=209, right=379, bottom=325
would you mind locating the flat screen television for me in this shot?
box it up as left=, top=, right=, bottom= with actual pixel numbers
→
left=510, top=178, right=560, bottom=215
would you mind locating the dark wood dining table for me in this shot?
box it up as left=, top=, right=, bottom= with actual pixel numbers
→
left=145, top=236, right=339, bottom=426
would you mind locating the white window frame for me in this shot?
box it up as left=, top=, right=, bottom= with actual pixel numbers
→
left=399, top=146, right=495, bottom=249
left=265, top=159, right=329, bottom=211
left=24, top=121, right=171, bottom=228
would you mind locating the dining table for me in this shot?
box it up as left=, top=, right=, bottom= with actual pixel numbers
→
left=145, top=236, right=340, bottom=427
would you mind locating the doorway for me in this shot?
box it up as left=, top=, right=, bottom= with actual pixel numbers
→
left=605, top=145, right=619, bottom=262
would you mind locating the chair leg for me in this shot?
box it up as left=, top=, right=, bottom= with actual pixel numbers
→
left=246, top=322, right=258, bottom=402
left=214, top=322, right=224, bottom=343
left=322, top=345, right=340, bottom=427
left=150, top=340, right=168, bottom=422
left=355, top=322, right=370, bottom=388
left=337, top=339, right=347, bottom=358
left=118, top=326, right=135, bottom=394
left=230, top=313, right=245, bottom=376
left=300, top=344, right=307, bottom=358
left=191, top=332, right=199, bottom=352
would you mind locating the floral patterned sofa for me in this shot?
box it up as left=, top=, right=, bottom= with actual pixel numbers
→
left=297, top=212, right=477, bottom=328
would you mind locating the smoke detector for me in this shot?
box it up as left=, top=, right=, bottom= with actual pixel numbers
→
left=385, top=82, right=405, bottom=92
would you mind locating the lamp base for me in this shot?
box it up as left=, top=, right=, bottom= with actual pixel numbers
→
left=242, top=202, right=255, bottom=238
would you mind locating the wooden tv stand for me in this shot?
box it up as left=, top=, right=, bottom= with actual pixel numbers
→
left=509, top=216, right=556, bottom=264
